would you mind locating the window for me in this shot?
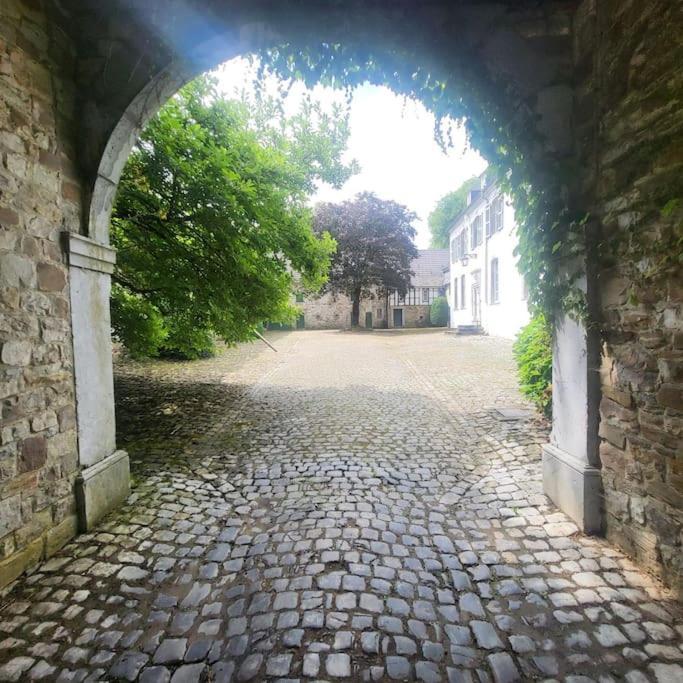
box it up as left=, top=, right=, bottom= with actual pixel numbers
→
left=452, top=229, right=468, bottom=261
left=422, top=288, right=429, bottom=304
left=485, top=202, right=493, bottom=237
left=295, top=292, right=304, bottom=303
left=453, top=279, right=458, bottom=309
left=460, top=274, right=466, bottom=309
left=490, top=258, right=499, bottom=304
left=377, top=308, right=383, bottom=319
left=492, top=195, right=504, bottom=232
left=470, top=214, right=483, bottom=249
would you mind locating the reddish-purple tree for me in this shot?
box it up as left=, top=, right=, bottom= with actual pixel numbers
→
left=314, top=193, right=418, bottom=326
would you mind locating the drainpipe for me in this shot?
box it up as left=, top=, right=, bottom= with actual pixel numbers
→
left=385, top=290, right=389, bottom=329
left=484, top=212, right=489, bottom=317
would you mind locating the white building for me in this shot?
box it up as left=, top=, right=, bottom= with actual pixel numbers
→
left=447, top=172, right=530, bottom=339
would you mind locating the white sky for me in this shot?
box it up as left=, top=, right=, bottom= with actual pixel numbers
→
left=215, top=58, right=487, bottom=249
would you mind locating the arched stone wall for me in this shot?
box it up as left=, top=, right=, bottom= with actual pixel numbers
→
left=1, top=0, right=680, bottom=592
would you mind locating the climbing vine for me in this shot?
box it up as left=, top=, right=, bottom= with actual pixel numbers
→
left=255, top=43, right=589, bottom=322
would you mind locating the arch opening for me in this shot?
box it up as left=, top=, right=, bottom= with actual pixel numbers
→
left=68, top=8, right=600, bottom=554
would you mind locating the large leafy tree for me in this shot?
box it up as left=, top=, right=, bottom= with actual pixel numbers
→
left=314, top=193, right=418, bottom=326
left=111, top=76, right=355, bottom=358
left=428, top=176, right=479, bottom=248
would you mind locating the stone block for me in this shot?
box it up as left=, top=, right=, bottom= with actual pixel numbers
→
left=656, top=384, right=683, bottom=411
left=14, top=506, right=52, bottom=546
left=601, top=384, right=633, bottom=408
left=45, top=514, right=77, bottom=556
left=0, top=494, right=22, bottom=537
left=600, top=396, right=636, bottom=423
left=0, top=536, right=43, bottom=590
left=18, top=434, right=47, bottom=472
left=630, top=496, right=646, bottom=525
left=0, top=207, right=20, bottom=226
left=36, top=262, right=66, bottom=291
left=598, top=421, right=626, bottom=449
left=1, top=340, right=32, bottom=366
left=75, top=450, right=130, bottom=531
left=0, top=252, right=35, bottom=288
left=57, top=404, right=76, bottom=432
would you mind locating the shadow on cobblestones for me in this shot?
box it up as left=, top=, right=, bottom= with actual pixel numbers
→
left=1, top=332, right=681, bottom=683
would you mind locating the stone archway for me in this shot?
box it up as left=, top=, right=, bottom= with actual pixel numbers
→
left=1, top=0, right=680, bottom=593
left=65, top=2, right=601, bottom=539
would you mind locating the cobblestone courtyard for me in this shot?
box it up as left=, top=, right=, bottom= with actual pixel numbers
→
left=1, top=331, right=681, bottom=682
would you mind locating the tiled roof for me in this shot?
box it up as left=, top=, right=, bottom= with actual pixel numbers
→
left=411, top=249, right=449, bottom=288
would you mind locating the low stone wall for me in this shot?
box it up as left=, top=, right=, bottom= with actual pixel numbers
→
left=297, top=292, right=352, bottom=329
left=0, top=1, right=81, bottom=589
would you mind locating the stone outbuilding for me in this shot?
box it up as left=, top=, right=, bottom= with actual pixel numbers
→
left=290, top=249, right=449, bottom=330
left=386, top=249, right=449, bottom=329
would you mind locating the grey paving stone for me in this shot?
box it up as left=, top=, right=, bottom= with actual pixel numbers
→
left=471, top=621, right=503, bottom=650
left=1, top=333, right=681, bottom=683
left=415, top=661, right=441, bottom=683
left=386, top=656, right=411, bottom=680
left=237, top=654, right=262, bottom=681
left=266, top=654, right=292, bottom=677
left=109, top=652, right=149, bottom=681
left=394, top=636, right=417, bottom=655
left=325, top=653, right=351, bottom=678
left=153, top=639, right=187, bottom=665
left=487, top=652, right=520, bottom=683
left=170, top=664, right=205, bottom=683
left=303, top=653, right=319, bottom=677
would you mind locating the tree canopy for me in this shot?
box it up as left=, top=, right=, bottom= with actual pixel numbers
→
left=111, top=75, right=357, bottom=358
left=313, top=193, right=418, bottom=325
left=428, top=176, right=479, bottom=248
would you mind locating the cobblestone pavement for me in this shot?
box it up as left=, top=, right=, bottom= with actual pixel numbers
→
left=1, top=330, right=682, bottom=683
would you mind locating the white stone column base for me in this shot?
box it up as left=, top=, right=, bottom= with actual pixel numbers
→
left=542, top=443, right=602, bottom=534
left=75, top=450, right=130, bottom=531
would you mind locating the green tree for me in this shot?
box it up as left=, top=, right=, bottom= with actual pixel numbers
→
left=314, top=193, right=418, bottom=326
left=111, top=76, right=355, bottom=358
left=428, top=176, right=479, bottom=248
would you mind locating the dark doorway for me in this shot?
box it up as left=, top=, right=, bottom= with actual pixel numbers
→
left=365, top=311, right=373, bottom=328
left=296, top=314, right=305, bottom=329
left=393, top=308, right=404, bottom=328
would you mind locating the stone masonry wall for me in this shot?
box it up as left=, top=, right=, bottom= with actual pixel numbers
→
left=0, top=0, right=81, bottom=590
left=296, top=292, right=352, bottom=329
left=574, top=0, right=683, bottom=591
left=296, top=293, right=388, bottom=330
left=388, top=305, right=433, bottom=329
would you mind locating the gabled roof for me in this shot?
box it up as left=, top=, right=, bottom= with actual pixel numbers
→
left=411, top=249, right=449, bottom=288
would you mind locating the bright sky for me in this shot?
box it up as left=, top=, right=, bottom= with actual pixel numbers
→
left=215, top=58, right=487, bottom=249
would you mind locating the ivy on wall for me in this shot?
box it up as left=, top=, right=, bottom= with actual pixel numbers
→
left=255, top=43, right=589, bottom=322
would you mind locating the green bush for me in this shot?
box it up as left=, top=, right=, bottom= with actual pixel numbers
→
left=513, top=313, right=553, bottom=417
left=430, top=296, right=449, bottom=327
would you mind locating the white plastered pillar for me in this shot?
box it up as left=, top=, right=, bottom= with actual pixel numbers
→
left=65, top=232, right=129, bottom=530
left=542, top=304, right=602, bottom=533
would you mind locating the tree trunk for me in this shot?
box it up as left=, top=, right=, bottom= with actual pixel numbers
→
left=351, top=291, right=361, bottom=327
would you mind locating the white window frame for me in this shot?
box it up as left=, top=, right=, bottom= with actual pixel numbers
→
left=490, top=258, right=499, bottom=304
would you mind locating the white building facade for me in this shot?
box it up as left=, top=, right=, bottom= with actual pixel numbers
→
left=447, top=173, right=530, bottom=339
